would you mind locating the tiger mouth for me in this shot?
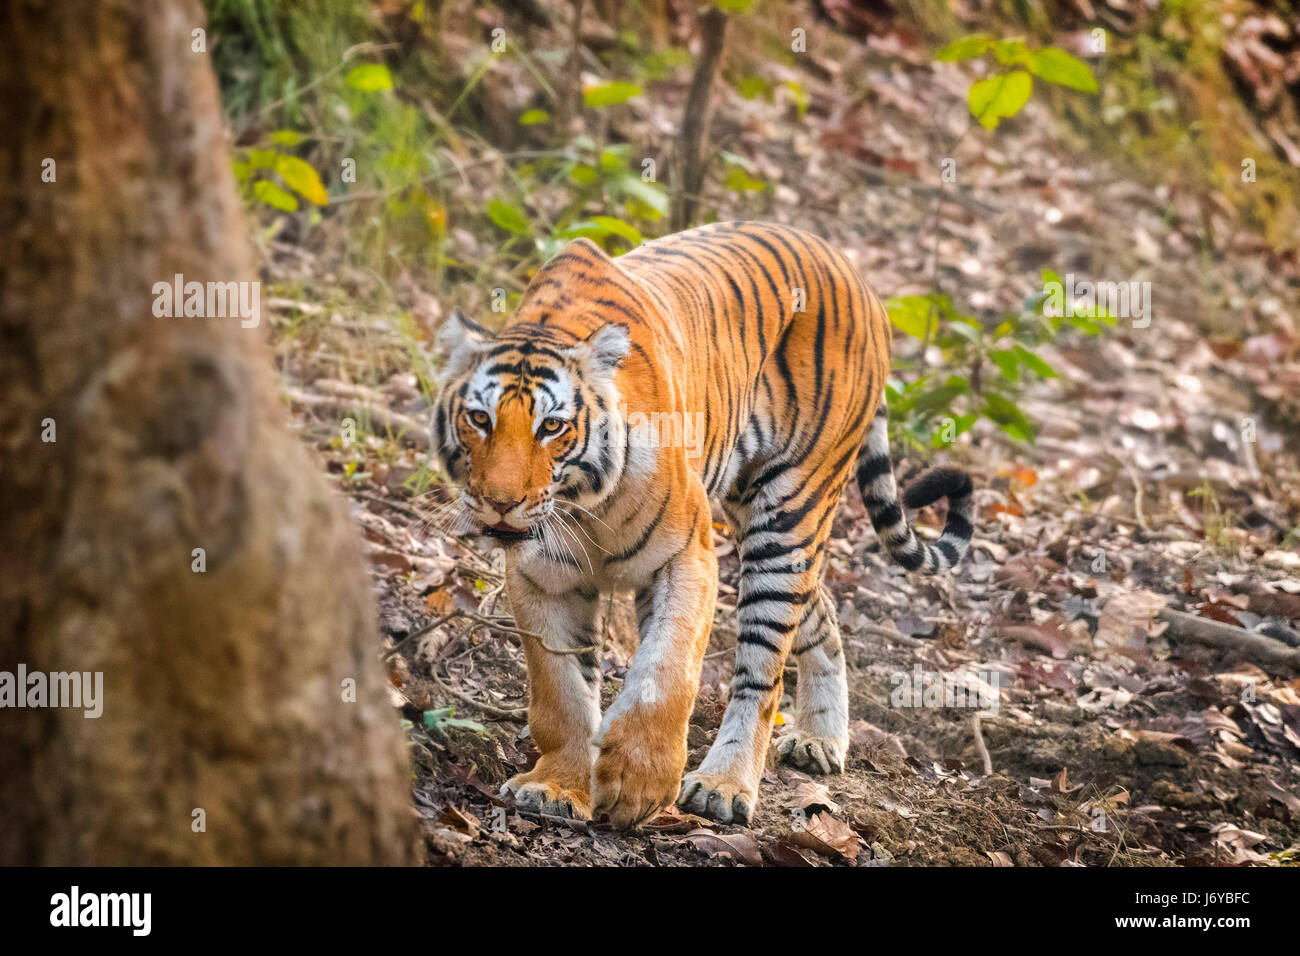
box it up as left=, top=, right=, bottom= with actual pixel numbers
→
left=482, top=522, right=534, bottom=542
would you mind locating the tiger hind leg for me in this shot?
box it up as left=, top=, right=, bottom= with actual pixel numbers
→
left=775, top=584, right=849, bottom=774
left=679, top=486, right=833, bottom=824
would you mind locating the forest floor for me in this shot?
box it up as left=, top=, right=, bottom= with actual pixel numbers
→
left=264, top=22, right=1300, bottom=866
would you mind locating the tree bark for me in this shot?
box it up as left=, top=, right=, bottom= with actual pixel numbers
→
left=670, top=6, right=729, bottom=232
left=0, top=0, right=418, bottom=865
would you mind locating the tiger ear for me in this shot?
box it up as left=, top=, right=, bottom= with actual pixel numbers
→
left=437, top=307, right=488, bottom=354
left=436, top=308, right=489, bottom=383
left=574, top=323, right=630, bottom=376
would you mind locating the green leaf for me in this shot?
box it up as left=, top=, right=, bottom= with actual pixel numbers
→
left=784, top=80, right=809, bottom=118
left=269, top=129, right=308, bottom=146
left=724, top=165, right=766, bottom=192
left=885, top=295, right=937, bottom=339
left=569, top=164, right=599, bottom=186
left=982, top=393, right=1034, bottom=441
left=518, top=108, right=550, bottom=125
left=992, top=38, right=1029, bottom=67
left=253, top=179, right=299, bottom=212
left=931, top=413, right=978, bottom=448
left=346, top=63, right=393, bottom=93
left=615, top=175, right=668, bottom=216
left=422, top=707, right=486, bottom=734
left=714, top=0, right=753, bottom=11
left=487, top=198, right=530, bottom=234
left=935, top=34, right=994, bottom=62
left=1026, top=48, right=1098, bottom=93
left=583, top=81, right=642, bottom=109
left=534, top=236, right=565, bottom=261
left=245, top=148, right=281, bottom=171
left=947, top=319, right=983, bottom=346
left=990, top=349, right=1020, bottom=384
left=718, top=150, right=756, bottom=172
left=736, top=75, right=771, bottom=100
left=442, top=716, right=487, bottom=732
left=599, top=145, right=631, bottom=173
left=1012, top=344, right=1058, bottom=378
left=969, top=70, right=1033, bottom=130
left=911, top=377, right=969, bottom=415
left=589, top=215, right=642, bottom=244
left=275, top=155, right=328, bottom=205
left=556, top=216, right=642, bottom=246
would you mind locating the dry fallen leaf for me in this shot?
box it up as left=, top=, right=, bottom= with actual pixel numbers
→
left=641, top=805, right=714, bottom=835
left=426, top=587, right=455, bottom=615
left=784, top=779, right=841, bottom=816
left=788, top=812, right=861, bottom=861
left=1002, top=623, right=1070, bottom=659
left=1094, top=588, right=1168, bottom=658
left=683, top=829, right=764, bottom=866
left=761, top=840, right=816, bottom=867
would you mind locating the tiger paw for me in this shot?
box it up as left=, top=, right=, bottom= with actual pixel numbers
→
left=501, top=774, right=593, bottom=820
left=591, top=726, right=683, bottom=830
left=775, top=732, right=847, bottom=775
left=677, top=770, right=757, bottom=825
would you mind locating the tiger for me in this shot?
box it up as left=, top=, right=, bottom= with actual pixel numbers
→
left=432, top=220, right=974, bottom=829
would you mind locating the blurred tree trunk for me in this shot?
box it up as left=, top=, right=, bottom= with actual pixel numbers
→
left=0, top=0, right=418, bottom=864
left=671, top=6, right=728, bottom=231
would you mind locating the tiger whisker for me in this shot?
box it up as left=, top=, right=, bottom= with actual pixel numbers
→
left=544, top=512, right=588, bottom=573
left=551, top=501, right=610, bottom=554
left=550, top=510, right=595, bottom=572
left=553, top=498, right=616, bottom=538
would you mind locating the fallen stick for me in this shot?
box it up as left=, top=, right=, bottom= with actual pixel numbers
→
left=970, top=712, right=993, bottom=776
left=1157, top=608, right=1300, bottom=674
left=284, top=387, right=430, bottom=449
left=857, top=622, right=928, bottom=648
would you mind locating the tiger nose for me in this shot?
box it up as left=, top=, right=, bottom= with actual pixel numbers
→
left=484, top=496, right=522, bottom=516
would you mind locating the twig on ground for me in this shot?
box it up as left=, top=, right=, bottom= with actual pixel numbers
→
left=857, top=622, right=928, bottom=648
left=1158, top=608, right=1300, bottom=674
left=971, top=712, right=993, bottom=775
left=429, top=669, right=526, bottom=719
left=284, top=386, right=431, bottom=450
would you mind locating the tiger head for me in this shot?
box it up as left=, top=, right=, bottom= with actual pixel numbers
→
left=431, top=309, right=631, bottom=542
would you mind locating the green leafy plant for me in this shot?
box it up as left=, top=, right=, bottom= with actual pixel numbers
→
left=232, top=139, right=330, bottom=213
left=885, top=268, right=1113, bottom=451
left=935, top=35, right=1098, bottom=129
left=884, top=37, right=1106, bottom=453
left=486, top=134, right=668, bottom=266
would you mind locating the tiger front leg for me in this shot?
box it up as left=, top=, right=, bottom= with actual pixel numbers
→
left=591, top=505, right=717, bottom=830
left=500, top=569, right=602, bottom=820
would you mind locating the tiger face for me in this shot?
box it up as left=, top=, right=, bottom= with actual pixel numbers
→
left=431, top=309, right=630, bottom=542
